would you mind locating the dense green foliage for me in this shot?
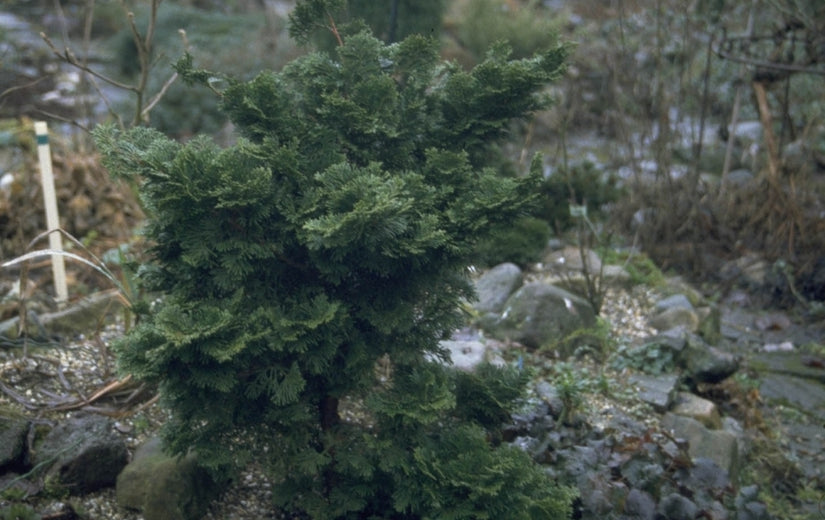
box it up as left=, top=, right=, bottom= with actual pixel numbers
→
left=95, top=2, right=571, bottom=517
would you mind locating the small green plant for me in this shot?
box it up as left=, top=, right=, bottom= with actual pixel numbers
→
left=610, top=341, right=678, bottom=376
left=550, top=363, right=593, bottom=424
left=0, top=503, right=41, bottom=520
left=544, top=318, right=615, bottom=361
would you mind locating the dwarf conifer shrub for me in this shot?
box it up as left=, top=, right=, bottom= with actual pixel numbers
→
left=94, top=1, right=572, bottom=517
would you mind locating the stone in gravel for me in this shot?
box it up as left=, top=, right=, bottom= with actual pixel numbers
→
left=117, top=436, right=220, bottom=520
left=629, top=373, right=678, bottom=412
left=0, top=415, right=28, bottom=471
left=34, top=414, right=128, bottom=495
left=439, top=340, right=489, bottom=372
left=622, top=458, right=664, bottom=493
left=649, top=306, right=699, bottom=332
left=661, top=413, right=740, bottom=480
left=623, top=488, right=656, bottom=520
left=473, top=262, right=522, bottom=315
left=485, top=282, right=596, bottom=350
left=735, top=486, right=772, bottom=520
left=544, top=246, right=601, bottom=273
left=686, top=456, right=731, bottom=491
left=681, top=334, right=739, bottom=384
left=534, top=380, right=565, bottom=418
left=671, top=392, right=722, bottom=429
left=654, top=294, right=694, bottom=313
left=658, top=493, right=698, bottom=520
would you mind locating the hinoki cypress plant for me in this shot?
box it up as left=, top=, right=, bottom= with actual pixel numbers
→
left=94, top=1, right=572, bottom=517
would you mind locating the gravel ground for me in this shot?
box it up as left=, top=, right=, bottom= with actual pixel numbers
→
left=1, top=279, right=658, bottom=519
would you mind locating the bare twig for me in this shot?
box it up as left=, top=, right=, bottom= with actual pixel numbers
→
left=41, top=32, right=137, bottom=92
left=142, top=71, right=178, bottom=119
left=0, top=380, right=40, bottom=411
left=0, top=76, right=51, bottom=101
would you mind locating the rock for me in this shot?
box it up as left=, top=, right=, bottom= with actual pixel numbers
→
left=0, top=471, right=40, bottom=497
left=720, top=253, right=769, bottom=288
left=661, top=413, right=740, bottom=479
left=681, top=335, right=739, bottom=384
left=0, top=416, right=28, bottom=471
left=658, top=493, right=699, bottom=520
left=544, top=246, right=601, bottom=274
left=629, top=374, right=679, bottom=412
left=117, top=437, right=220, bottom=520
left=654, top=294, right=694, bottom=313
left=648, top=306, right=699, bottom=332
left=622, top=458, right=664, bottom=493
left=751, top=352, right=825, bottom=385
left=757, top=373, right=825, bottom=422
left=696, top=305, right=721, bottom=345
left=533, top=380, right=565, bottom=418
left=440, top=340, right=499, bottom=372
left=0, top=310, right=47, bottom=341
left=735, top=485, right=772, bottom=520
left=753, top=312, right=792, bottom=331
left=473, top=262, right=522, bottom=315
left=623, top=488, right=656, bottom=520
left=670, top=392, right=722, bottom=429
left=33, top=414, right=128, bottom=495
left=485, top=282, right=596, bottom=350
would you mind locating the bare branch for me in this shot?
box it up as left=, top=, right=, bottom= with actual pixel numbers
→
left=142, top=72, right=178, bottom=120
left=34, top=109, right=92, bottom=133
left=40, top=32, right=138, bottom=91
left=0, top=76, right=51, bottom=100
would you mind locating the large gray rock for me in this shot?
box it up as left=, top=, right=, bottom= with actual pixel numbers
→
left=34, top=414, right=128, bottom=495
left=648, top=307, right=699, bottom=332
left=758, top=373, right=825, bottom=422
left=671, top=392, right=722, bottom=429
left=117, top=437, right=220, bottom=520
left=658, top=493, right=699, bottom=520
left=649, top=294, right=699, bottom=332
left=681, top=334, right=739, bottom=384
left=485, top=282, right=596, bottom=350
left=661, top=413, right=740, bottom=480
left=473, top=262, right=522, bottom=315
left=629, top=374, right=678, bottom=412
left=623, top=488, right=656, bottom=520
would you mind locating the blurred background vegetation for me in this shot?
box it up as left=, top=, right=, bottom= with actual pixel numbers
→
left=1, top=0, right=824, bottom=303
